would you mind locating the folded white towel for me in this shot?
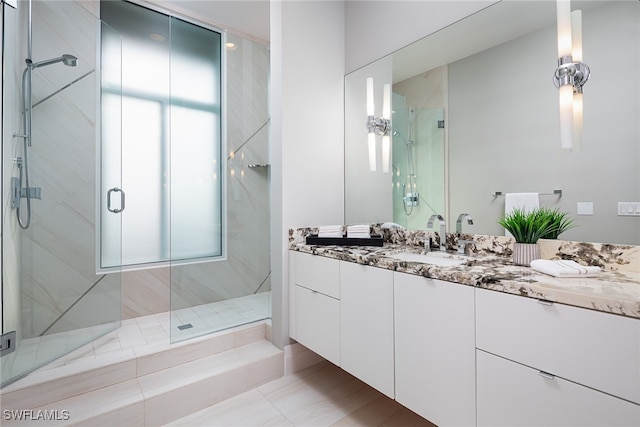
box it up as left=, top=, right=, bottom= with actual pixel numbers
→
left=530, top=259, right=601, bottom=278
left=347, top=233, right=370, bottom=239
left=319, top=225, right=342, bottom=232
left=347, top=224, right=370, bottom=239
left=318, top=225, right=343, bottom=238
left=318, top=232, right=343, bottom=238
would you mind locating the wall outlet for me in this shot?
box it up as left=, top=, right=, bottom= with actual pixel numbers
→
left=617, top=202, right=640, bottom=216
left=576, top=202, right=593, bottom=215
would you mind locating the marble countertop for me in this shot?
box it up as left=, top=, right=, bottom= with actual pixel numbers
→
left=289, top=242, right=640, bottom=320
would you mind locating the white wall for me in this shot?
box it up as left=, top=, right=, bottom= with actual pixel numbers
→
left=344, top=0, right=496, bottom=73
left=270, top=0, right=345, bottom=348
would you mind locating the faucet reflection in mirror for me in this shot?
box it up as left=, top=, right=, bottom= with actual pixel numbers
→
left=366, top=77, right=391, bottom=172
left=554, top=0, right=590, bottom=151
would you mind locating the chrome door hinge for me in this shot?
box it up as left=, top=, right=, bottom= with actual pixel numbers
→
left=1, top=331, right=17, bottom=357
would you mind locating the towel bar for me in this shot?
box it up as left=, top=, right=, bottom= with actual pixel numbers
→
left=493, top=189, right=562, bottom=197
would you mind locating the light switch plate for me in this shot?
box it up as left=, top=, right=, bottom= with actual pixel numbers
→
left=618, top=202, right=640, bottom=216
left=577, top=202, right=593, bottom=215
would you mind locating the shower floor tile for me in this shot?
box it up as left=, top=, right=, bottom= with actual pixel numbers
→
left=5, top=292, right=270, bottom=382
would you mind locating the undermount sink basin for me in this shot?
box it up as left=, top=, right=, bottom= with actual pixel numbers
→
left=386, top=251, right=467, bottom=266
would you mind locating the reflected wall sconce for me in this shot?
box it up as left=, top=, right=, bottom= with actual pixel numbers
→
left=553, top=0, right=590, bottom=150
left=366, top=77, right=391, bottom=172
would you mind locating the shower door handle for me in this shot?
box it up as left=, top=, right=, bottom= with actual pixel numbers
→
left=107, top=187, right=125, bottom=213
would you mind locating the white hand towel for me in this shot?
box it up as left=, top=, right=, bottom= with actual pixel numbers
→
left=530, top=259, right=601, bottom=278
left=505, top=192, right=539, bottom=214
left=347, top=225, right=370, bottom=238
left=347, top=224, right=369, bottom=231
left=318, top=225, right=343, bottom=238
left=504, top=192, right=539, bottom=237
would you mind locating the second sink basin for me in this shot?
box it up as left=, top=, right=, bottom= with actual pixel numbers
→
left=386, top=251, right=467, bottom=266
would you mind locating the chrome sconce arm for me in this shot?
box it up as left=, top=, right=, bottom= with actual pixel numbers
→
left=553, top=55, right=590, bottom=92
left=366, top=115, right=390, bottom=136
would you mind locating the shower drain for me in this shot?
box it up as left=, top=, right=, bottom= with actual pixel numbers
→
left=177, top=323, right=193, bottom=330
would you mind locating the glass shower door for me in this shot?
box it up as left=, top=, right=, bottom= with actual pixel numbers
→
left=169, top=29, right=272, bottom=343
left=1, top=0, right=122, bottom=388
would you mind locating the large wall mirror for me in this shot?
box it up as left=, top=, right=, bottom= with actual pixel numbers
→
left=345, top=0, right=639, bottom=245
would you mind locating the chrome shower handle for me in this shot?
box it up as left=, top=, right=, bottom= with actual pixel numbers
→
left=107, top=187, right=125, bottom=213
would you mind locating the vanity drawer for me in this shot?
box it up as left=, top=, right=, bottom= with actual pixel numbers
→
left=294, top=252, right=340, bottom=298
left=477, top=350, right=640, bottom=427
left=476, top=288, right=640, bottom=404
left=294, top=285, right=340, bottom=366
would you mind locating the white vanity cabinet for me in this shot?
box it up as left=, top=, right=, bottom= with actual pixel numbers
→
left=340, top=261, right=394, bottom=398
left=477, top=350, right=640, bottom=426
left=476, top=288, right=640, bottom=426
left=394, top=272, right=476, bottom=427
left=290, top=251, right=341, bottom=366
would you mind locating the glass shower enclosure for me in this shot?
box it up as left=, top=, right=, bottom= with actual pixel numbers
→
left=1, top=0, right=123, bottom=387
left=2, top=0, right=271, bottom=389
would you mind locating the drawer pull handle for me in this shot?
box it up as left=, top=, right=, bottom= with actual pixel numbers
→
left=537, top=299, right=554, bottom=306
left=538, top=371, right=556, bottom=380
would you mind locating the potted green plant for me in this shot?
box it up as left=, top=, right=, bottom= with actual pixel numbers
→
left=498, top=207, right=575, bottom=266
left=536, top=207, right=576, bottom=239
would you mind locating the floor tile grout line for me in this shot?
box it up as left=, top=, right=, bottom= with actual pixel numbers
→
left=256, top=385, right=297, bottom=427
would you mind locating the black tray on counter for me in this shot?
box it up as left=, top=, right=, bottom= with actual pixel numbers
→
left=305, top=234, right=384, bottom=247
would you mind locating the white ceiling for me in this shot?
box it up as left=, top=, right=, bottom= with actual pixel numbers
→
left=153, top=0, right=270, bottom=43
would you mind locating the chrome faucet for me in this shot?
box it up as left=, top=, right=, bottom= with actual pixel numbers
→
left=456, top=213, right=474, bottom=254
left=427, top=214, right=447, bottom=252
left=456, top=213, right=474, bottom=233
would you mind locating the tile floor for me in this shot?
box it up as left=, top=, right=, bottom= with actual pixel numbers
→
left=167, top=360, right=436, bottom=427
left=2, top=292, right=271, bottom=384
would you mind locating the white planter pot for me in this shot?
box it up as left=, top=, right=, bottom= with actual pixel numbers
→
left=513, top=242, right=540, bottom=266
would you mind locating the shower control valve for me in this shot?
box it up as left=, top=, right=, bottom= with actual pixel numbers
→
left=404, top=192, right=419, bottom=206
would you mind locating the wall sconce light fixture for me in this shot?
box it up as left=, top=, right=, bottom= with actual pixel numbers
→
left=553, top=0, right=590, bottom=150
left=366, top=77, right=391, bottom=172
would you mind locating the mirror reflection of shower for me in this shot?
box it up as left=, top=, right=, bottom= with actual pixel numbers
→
left=393, top=108, right=419, bottom=216
left=12, top=53, right=78, bottom=229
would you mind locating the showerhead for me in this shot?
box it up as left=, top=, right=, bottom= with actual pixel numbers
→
left=61, top=54, right=78, bottom=67
left=393, top=130, right=412, bottom=145
left=27, top=54, right=78, bottom=69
